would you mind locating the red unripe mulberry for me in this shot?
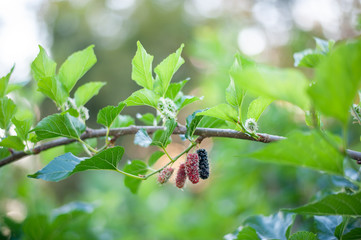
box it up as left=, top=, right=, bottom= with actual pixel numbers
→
left=157, top=167, right=174, bottom=184
left=176, top=163, right=187, bottom=188
left=185, top=153, right=200, bottom=184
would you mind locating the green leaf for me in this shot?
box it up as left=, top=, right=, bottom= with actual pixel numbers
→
left=134, top=129, right=153, bottom=147
left=243, top=212, right=295, bottom=240
left=198, top=116, right=226, bottom=128
left=123, top=160, right=148, bottom=194
left=0, top=65, right=14, bottom=97
left=335, top=217, right=349, bottom=239
left=97, top=102, right=126, bottom=128
left=289, top=231, right=318, bottom=240
left=74, top=81, right=106, bottom=107
left=0, top=97, right=17, bottom=130
left=314, top=216, right=342, bottom=240
left=294, top=49, right=325, bottom=68
left=136, top=113, right=159, bottom=126
left=165, top=79, right=189, bottom=100
left=12, top=117, right=32, bottom=141
left=247, top=96, right=273, bottom=122
left=343, top=228, right=361, bottom=240
left=197, top=104, right=238, bottom=123
left=284, top=192, right=361, bottom=217
left=131, top=41, right=154, bottom=90
left=36, top=76, right=68, bottom=107
left=125, top=88, right=159, bottom=108
left=51, top=201, right=94, bottom=221
left=308, top=40, right=361, bottom=124
left=110, top=115, right=135, bottom=128
left=0, top=147, right=10, bottom=159
left=31, top=45, right=56, bottom=82
left=315, top=38, right=335, bottom=53
left=32, top=113, right=86, bottom=140
left=231, top=67, right=310, bottom=110
left=5, top=83, right=23, bottom=94
left=74, top=146, right=124, bottom=171
left=151, top=119, right=177, bottom=148
left=246, top=131, right=344, bottom=175
left=28, top=153, right=83, bottom=182
left=185, top=110, right=204, bottom=140
left=58, top=45, right=97, bottom=93
left=154, top=44, right=184, bottom=95
left=236, top=226, right=260, bottom=240
left=175, top=95, right=202, bottom=110
left=148, top=151, right=165, bottom=166
left=0, top=136, right=25, bottom=151
left=28, top=147, right=124, bottom=182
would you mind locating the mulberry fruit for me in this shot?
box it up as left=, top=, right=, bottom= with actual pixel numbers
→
left=175, top=163, right=187, bottom=188
left=157, top=167, right=174, bottom=184
left=197, top=149, right=209, bottom=179
left=185, top=153, right=199, bottom=184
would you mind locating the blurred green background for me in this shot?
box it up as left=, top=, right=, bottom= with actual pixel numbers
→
left=1, top=0, right=361, bottom=239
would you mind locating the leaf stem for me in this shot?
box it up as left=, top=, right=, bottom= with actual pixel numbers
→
left=78, top=139, right=98, bottom=154
left=115, top=168, right=145, bottom=180
left=162, top=146, right=174, bottom=162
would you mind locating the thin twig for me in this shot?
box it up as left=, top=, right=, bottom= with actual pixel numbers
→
left=0, top=125, right=360, bottom=168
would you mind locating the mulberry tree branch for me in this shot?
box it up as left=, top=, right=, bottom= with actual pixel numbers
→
left=0, top=125, right=360, bottom=168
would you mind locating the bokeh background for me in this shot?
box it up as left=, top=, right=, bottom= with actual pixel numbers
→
left=1, top=0, right=361, bottom=239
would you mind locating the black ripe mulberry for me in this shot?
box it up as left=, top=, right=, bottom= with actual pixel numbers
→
left=175, top=163, right=187, bottom=188
left=185, top=153, right=199, bottom=184
left=197, top=149, right=209, bottom=180
left=157, top=167, right=174, bottom=184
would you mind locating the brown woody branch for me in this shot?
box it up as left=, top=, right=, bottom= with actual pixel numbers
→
left=0, top=125, right=360, bottom=168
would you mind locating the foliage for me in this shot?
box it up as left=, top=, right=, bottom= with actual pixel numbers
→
left=1, top=36, right=361, bottom=239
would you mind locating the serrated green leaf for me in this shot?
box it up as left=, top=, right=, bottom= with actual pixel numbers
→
left=154, top=44, right=184, bottom=95
left=32, top=113, right=86, bottom=140
left=151, top=119, right=177, bottom=148
left=0, top=97, right=17, bottom=130
left=308, top=40, right=361, bottom=125
left=294, top=49, right=325, bottom=68
left=246, top=131, right=344, bottom=175
left=0, top=65, right=14, bottom=97
left=136, top=113, right=159, bottom=126
left=125, top=88, right=159, bottom=108
left=198, top=116, right=226, bottom=128
left=175, top=95, right=202, bottom=110
left=123, top=160, right=148, bottom=194
left=185, top=110, right=204, bottom=140
left=284, top=192, right=361, bottom=217
left=111, top=115, right=135, bottom=128
left=334, top=217, right=349, bottom=239
left=231, top=67, right=310, bottom=110
left=343, top=228, right=361, bottom=240
left=28, top=147, right=124, bottom=182
left=97, top=102, right=126, bottom=128
left=74, top=81, right=106, bottom=107
left=247, top=96, right=273, bottom=122
left=314, top=216, right=342, bottom=240
left=31, top=45, right=56, bottom=82
left=58, top=45, right=97, bottom=93
left=165, top=79, right=189, bottom=100
left=236, top=226, right=260, bottom=240
left=315, top=38, right=335, bottom=53
left=243, top=212, right=295, bottom=240
left=5, top=83, right=23, bottom=94
left=0, top=136, right=25, bottom=151
left=289, top=231, right=318, bottom=240
left=134, top=129, right=153, bottom=147
left=131, top=41, right=154, bottom=90
left=197, top=104, right=238, bottom=123
left=36, top=76, right=68, bottom=107
left=148, top=151, right=165, bottom=166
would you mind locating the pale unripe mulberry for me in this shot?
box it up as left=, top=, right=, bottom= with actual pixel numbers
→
left=197, top=149, right=209, bottom=179
left=185, top=153, right=199, bottom=184
left=157, top=167, right=174, bottom=184
left=245, top=118, right=258, bottom=133
left=175, top=163, right=187, bottom=188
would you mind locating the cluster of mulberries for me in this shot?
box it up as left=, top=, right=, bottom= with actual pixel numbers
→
left=197, top=149, right=209, bottom=179
left=157, top=167, right=174, bottom=184
left=156, top=149, right=210, bottom=189
left=157, top=97, right=177, bottom=122
left=64, top=97, right=89, bottom=121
